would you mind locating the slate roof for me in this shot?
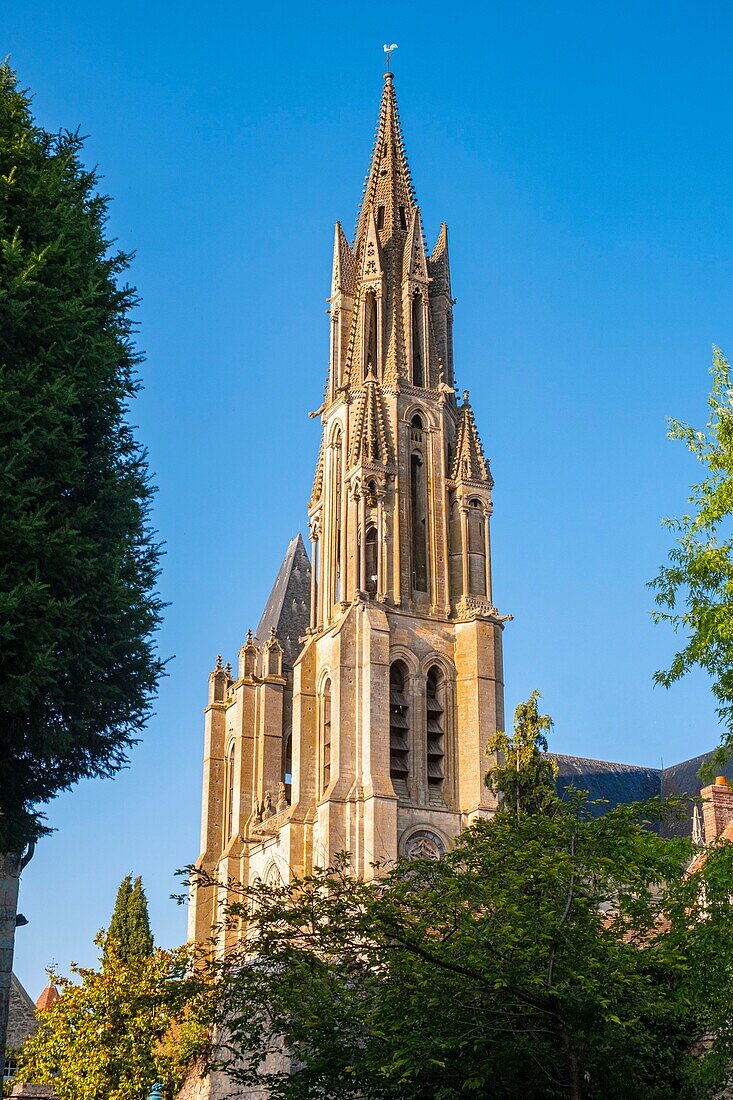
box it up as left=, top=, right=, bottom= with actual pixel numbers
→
left=549, top=750, right=733, bottom=838
left=254, top=535, right=311, bottom=669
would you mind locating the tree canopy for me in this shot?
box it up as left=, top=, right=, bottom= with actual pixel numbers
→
left=650, top=346, right=733, bottom=763
left=191, top=792, right=733, bottom=1099
left=15, top=937, right=211, bottom=1100
left=0, top=60, right=164, bottom=852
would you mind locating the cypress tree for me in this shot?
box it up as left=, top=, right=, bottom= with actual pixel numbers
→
left=105, top=874, right=154, bottom=963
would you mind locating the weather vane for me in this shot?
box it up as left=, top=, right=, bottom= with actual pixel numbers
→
left=383, top=43, right=398, bottom=71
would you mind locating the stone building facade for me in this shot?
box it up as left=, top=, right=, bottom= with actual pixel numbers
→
left=189, top=71, right=510, bottom=947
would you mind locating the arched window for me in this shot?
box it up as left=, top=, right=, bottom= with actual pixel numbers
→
left=226, top=743, right=235, bottom=840
left=321, top=678, right=332, bottom=792
left=467, top=499, right=487, bottom=597
left=412, top=293, right=425, bottom=387
left=426, top=666, right=445, bottom=805
left=365, top=525, right=378, bottom=598
left=389, top=662, right=410, bottom=794
left=365, top=293, right=378, bottom=378
left=410, top=415, right=428, bottom=593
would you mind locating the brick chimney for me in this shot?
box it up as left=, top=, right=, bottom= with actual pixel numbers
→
left=700, top=775, right=733, bottom=843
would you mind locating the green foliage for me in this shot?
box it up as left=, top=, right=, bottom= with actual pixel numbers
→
left=192, top=795, right=733, bottom=1099
left=650, top=347, right=733, bottom=763
left=105, top=874, right=154, bottom=964
left=0, top=61, right=164, bottom=851
left=486, top=690, right=559, bottom=815
left=15, top=938, right=211, bottom=1100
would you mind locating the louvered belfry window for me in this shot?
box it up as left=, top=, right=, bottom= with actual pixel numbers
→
left=389, top=662, right=410, bottom=794
left=426, top=666, right=445, bottom=804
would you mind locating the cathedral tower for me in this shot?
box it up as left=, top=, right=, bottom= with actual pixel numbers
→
left=190, top=73, right=509, bottom=944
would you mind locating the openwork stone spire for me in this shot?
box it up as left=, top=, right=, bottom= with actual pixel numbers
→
left=349, top=372, right=392, bottom=467
left=452, top=391, right=492, bottom=484
left=354, top=71, right=417, bottom=253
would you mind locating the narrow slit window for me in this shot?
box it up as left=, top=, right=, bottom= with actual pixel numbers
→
left=322, top=679, right=332, bottom=792
left=377, top=204, right=385, bottom=230
left=226, top=744, right=235, bottom=839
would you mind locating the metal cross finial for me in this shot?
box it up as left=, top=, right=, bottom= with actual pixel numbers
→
left=383, top=43, right=398, bottom=72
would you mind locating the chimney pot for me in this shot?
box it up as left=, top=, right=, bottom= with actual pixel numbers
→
left=715, top=775, right=729, bottom=787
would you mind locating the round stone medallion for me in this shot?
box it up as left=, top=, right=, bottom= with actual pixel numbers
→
left=402, top=828, right=446, bottom=861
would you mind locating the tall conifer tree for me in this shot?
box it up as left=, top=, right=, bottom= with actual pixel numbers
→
left=105, top=875, right=154, bottom=964
left=0, top=61, right=163, bottom=1060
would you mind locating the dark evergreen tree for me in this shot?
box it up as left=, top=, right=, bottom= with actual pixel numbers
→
left=105, top=875, right=154, bottom=964
left=0, top=60, right=164, bottom=854
left=0, top=60, right=163, bottom=1062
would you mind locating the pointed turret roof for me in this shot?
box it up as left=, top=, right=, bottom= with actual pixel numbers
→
left=254, top=535, right=312, bottom=667
left=36, top=984, right=60, bottom=1012
left=354, top=71, right=417, bottom=253
left=349, top=372, right=392, bottom=467
left=452, top=391, right=492, bottom=484
left=331, top=221, right=356, bottom=298
left=429, top=223, right=451, bottom=298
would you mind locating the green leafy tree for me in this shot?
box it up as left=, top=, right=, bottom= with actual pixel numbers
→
left=192, top=798, right=733, bottom=1100
left=0, top=60, right=163, bottom=1061
left=14, top=938, right=211, bottom=1100
left=105, top=874, right=154, bottom=965
left=486, top=690, right=558, bottom=815
left=650, top=347, right=733, bottom=763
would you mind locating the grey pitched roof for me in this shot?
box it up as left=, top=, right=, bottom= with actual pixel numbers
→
left=548, top=749, right=733, bottom=839
left=254, top=534, right=311, bottom=669
left=550, top=753, right=661, bottom=813
left=7, top=973, right=38, bottom=1051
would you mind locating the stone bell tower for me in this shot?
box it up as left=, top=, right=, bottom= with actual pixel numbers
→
left=190, top=72, right=509, bottom=945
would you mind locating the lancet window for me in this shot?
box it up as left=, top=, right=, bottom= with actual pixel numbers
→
left=331, top=430, right=343, bottom=605
left=365, top=292, right=378, bottom=378
left=448, top=500, right=462, bottom=601
left=425, top=666, right=446, bottom=804
left=467, top=499, right=487, bottom=597
left=410, top=415, right=428, bottom=593
left=321, top=678, right=332, bottom=792
left=389, top=661, right=410, bottom=795
left=365, top=525, right=378, bottom=598
left=411, top=293, right=425, bottom=387
left=226, top=743, right=235, bottom=839
left=283, top=733, right=292, bottom=801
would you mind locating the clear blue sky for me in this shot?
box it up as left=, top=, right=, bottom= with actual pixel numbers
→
left=7, top=0, right=733, bottom=996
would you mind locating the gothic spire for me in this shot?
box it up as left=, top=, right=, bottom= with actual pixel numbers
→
left=452, top=391, right=493, bottom=485
left=354, top=71, right=417, bottom=256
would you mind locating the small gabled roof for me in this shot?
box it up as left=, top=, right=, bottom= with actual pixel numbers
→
left=254, top=535, right=311, bottom=668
